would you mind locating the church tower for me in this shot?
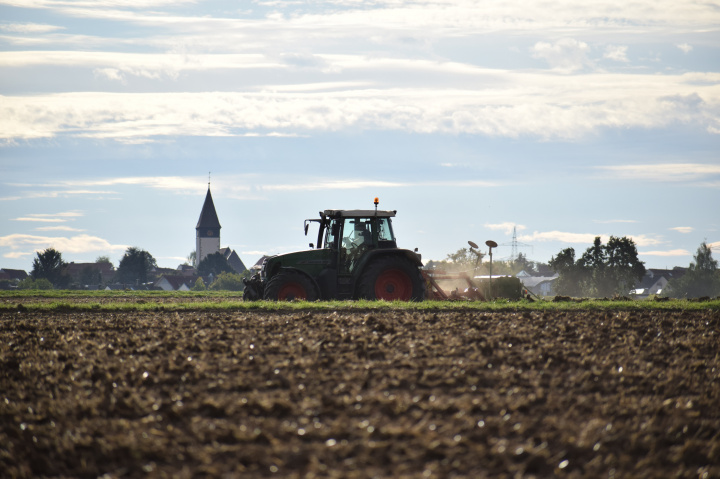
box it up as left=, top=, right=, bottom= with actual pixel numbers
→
left=196, top=184, right=221, bottom=264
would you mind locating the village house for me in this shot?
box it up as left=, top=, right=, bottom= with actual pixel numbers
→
left=64, top=262, right=115, bottom=287
left=156, top=275, right=195, bottom=292
left=632, top=268, right=687, bottom=299
left=219, top=247, right=247, bottom=275
left=516, top=270, right=559, bottom=297
left=0, top=268, right=29, bottom=289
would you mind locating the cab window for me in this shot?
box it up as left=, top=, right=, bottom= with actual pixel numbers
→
left=342, top=218, right=372, bottom=250
left=324, top=220, right=339, bottom=249
left=377, top=218, right=394, bottom=242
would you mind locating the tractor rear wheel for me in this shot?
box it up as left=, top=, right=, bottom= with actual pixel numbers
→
left=358, top=256, right=425, bottom=301
left=263, top=271, right=318, bottom=301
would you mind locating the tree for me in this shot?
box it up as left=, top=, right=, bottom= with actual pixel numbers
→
left=96, top=255, right=113, bottom=267
left=115, top=247, right=157, bottom=285
left=665, top=242, right=720, bottom=298
left=186, top=251, right=196, bottom=267
left=445, top=247, right=478, bottom=265
left=550, top=236, right=645, bottom=297
left=208, top=271, right=247, bottom=291
left=192, top=277, right=206, bottom=291
left=604, top=236, right=647, bottom=297
left=31, top=248, right=70, bottom=288
left=431, top=246, right=549, bottom=277
left=549, top=247, right=585, bottom=297
left=79, top=265, right=101, bottom=286
left=18, top=278, right=54, bottom=290
left=512, top=252, right=532, bottom=273
left=197, top=252, right=234, bottom=277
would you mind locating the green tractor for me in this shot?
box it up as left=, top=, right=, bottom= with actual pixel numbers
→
left=243, top=200, right=425, bottom=301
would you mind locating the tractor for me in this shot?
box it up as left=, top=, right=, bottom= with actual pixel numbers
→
left=243, top=199, right=425, bottom=301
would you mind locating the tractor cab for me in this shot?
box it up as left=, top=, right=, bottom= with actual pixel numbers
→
left=311, top=209, right=397, bottom=270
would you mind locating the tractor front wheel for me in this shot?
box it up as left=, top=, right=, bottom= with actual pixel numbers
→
left=242, top=274, right=263, bottom=301
left=358, top=256, right=425, bottom=301
left=263, top=271, right=318, bottom=301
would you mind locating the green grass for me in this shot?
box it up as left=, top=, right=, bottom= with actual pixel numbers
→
left=1, top=290, right=718, bottom=312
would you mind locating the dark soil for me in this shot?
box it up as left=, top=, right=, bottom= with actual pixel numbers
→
left=1, top=309, right=719, bottom=478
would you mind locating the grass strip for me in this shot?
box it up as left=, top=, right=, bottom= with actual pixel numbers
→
left=1, top=292, right=718, bottom=313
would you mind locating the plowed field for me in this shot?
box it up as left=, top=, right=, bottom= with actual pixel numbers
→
left=1, top=308, right=719, bottom=478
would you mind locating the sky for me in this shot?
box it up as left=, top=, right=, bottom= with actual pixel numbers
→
left=1, top=0, right=719, bottom=275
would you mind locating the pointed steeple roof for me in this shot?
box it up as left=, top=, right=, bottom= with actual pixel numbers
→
left=196, top=187, right=221, bottom=229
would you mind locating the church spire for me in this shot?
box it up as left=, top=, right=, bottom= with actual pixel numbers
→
left=196, top=185, right=221, bottom=230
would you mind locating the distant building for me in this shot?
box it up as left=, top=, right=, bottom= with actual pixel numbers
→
left=219, top=247, right=247, bottom=275
left=156, top=275, right=195, bottom=292
left=0, top=268, right=28, bottom=282
left=64, top=262, right=115, bottom=286
left=632, top=268, right=687, bottom=298
left=0, top=268, right=28, bottom=288
left=177, top=264, right=196, bottom=277
left=517, top=272, right=559, bottom=297
left=196, top=185, right=222, bottom=264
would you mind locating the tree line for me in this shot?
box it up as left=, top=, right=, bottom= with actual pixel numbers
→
left=11, top=240, right=719, bottom=298
left=434, top=237, right=719, bottom=299
left=550, top=238, right=719, bottom=298
left=549, top=236, right=646, bottom=297
left=13, top=247, right=250, bottom=291
left=663, top=242, right=720, bottom=298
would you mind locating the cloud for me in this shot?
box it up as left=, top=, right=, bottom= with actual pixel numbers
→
left=0, top=23, right=64, bottom=33
left=639, top=249, right=691, bottom=257
left=1, top=2, right=719, bottom=145
left=603, top=45, right=629, bottom=62
left=3, top=251, right=34, bottom=259
left=94, top=67, right=126, bottom=83
left=626, top=234, right=664, bottom=247
left=596, top=163, right=720, bottom=183
left=485, top=223, right=526, bottom=235
left=530, top=38, right=590, bottom=73
left=35, top=226, right=86, bottom=232
left=671, top=226, right=693, bottom=233
left=8, top=0, right=720, bottom=41
left=0, top=233, right=128, bottom=257
left=0, top=188, right=120, bottom=201
left=0, top=51, right=281, bottom=74
left=518, top=231, right=607, bottom=244
left=12, top=212, right=83, bottom=222
left=13, top=217, right=67, bottom=223
left=2, top=66, right=719, bottom=142
left=517, top=230, right=663, bottom=247
left=29, top=176, right=209, bottom=193
left=677, top=43, right=693, bottom=53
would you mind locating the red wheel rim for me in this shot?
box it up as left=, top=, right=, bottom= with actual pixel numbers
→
left=278, top=282, right=307, bottom=300
left=374, top=269, right=412, bottom=300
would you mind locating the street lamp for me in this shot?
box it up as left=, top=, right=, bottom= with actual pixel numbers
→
left=485, top=240, right=497, bottom=300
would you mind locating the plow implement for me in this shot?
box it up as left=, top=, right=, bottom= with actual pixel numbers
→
left=422, top=270, right=486, bottom=300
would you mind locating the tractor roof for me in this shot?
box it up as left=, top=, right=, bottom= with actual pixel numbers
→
left=322, top=209, right=396, bottom=218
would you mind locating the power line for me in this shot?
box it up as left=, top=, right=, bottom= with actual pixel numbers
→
left=501, top=226, right=533, bottom=261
